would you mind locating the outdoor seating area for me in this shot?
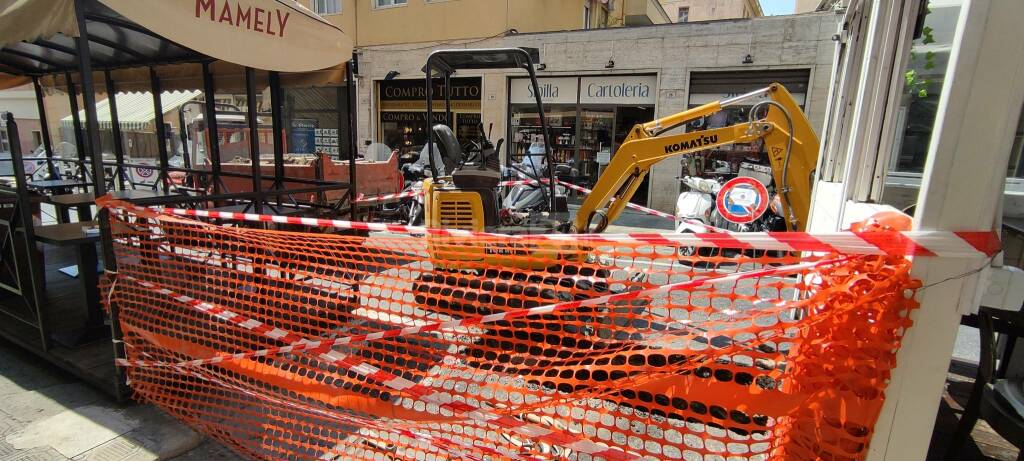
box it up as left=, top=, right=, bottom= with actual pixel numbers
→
left=0, top=0, right=1023, bottom=460
left=0, top=0, right=358, bottom=398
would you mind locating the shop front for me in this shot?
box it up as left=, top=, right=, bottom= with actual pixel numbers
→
left=377, top=77, right=482, bottom=155
left=507, top=74, right=657, bottom=205
left=680, top=69, right=810, bottom=189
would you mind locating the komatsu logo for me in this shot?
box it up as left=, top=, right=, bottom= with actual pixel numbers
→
left=664, top=134, right=718, bottom=154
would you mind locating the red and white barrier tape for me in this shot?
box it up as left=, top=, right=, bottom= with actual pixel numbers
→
left=113, top=203, right=999, bottom=258
left=350, top=178, right=701, bottom=228
left=354, top=189, right=422, bottom=204
left=113, top=275, right=639, bottom=461
left=114, top=257, right=841, bottom=370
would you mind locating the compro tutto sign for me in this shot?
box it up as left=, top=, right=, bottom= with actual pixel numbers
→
left=579, top=75, right=658, bottom=105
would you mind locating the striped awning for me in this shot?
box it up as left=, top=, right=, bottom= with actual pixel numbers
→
left=60, top=90, right=201, bottom=131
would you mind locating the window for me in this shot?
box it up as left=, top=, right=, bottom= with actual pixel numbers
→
left=678, top=6, right=689, bottom=22
left=312, top=0, right=341, bottom=15
left=584, top=0, right=592, bottom=29
left=0, top=125, right=10, bottom=155
left=31, top=130, right=42, bottom=150
left=374, top=0, right=407, bottom=8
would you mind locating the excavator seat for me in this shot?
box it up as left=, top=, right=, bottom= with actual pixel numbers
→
left=430, top=124, right=500, bottom=228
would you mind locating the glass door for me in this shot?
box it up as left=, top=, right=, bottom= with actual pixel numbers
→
left=613, top=107, right=655, bottom=205
left=578, top=108, right=613, bottom=187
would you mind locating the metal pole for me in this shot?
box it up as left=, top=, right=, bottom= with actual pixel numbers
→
left=244, top=67, right=263, bottom=214
left=104, top=70, right=127, bottom=190
left=425, top=59, right=438, bottom=178
left=443, top=72, right=452, bottom=129
left=75, top=38, right=104, bottom=196
left=31, top=77, right=56, bottom=178
left=66, top=72, right=87, bottom=179
left=345, top=59, right=358, bottom=219
left=74, top=0, right=126, bottom=400
left=149, top=67, right=170, bottom=193
left=3, top=113, right=49, bottom=351
left=525, top=60, right=556, bottom=212
left=269, top=71, right=285, bottom=192
left=201, top=61, right=222, bottom=195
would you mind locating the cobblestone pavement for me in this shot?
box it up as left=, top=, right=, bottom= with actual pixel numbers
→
left=0, top=338, right=243, bottom=461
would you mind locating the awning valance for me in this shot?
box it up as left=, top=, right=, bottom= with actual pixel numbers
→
left=0, top=0, right=352, bottom=76
left=59, top=90, right=202, bottom=132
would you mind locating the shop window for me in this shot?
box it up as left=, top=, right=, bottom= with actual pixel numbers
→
left=678, top=7, right=689, bottom=22
left=508, top=75, right=657, bottom=205
left=280, top=86, right=348, bottom=159
left=374, top=0, right=407, bottom=9
left=0, top=126, right=9, bottom=155
left=683, top=69, right=810, bottom=195
left=377, top=77, right=481, bottom=156
left=881, top=1, right=963, bottom=208
left=312, top=0, right=341, bottom=15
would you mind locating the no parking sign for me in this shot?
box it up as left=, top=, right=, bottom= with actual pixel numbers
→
left=716, top=177, right=769, bottom=224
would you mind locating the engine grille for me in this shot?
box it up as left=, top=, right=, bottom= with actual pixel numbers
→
left=438, top=200, right=476, bottom=229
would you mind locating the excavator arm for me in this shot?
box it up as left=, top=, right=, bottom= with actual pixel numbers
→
left=572, top=83, right=820, bottom=232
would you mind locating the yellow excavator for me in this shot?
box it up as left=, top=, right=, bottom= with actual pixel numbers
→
left=419, top=48, right=819, bottom=267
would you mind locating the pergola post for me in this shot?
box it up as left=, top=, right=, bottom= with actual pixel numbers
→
left=65, top=72, right=87, bottom=180
left=269, top=70, right=285, bottom=196
left=149, top=67, right=170, bottom=193
left=73, top=0, right=127, bottom=400
left=104, top=70, right=127, bottom=190
left=244, top=67, right=263, bottom=214
left=201, top=61, right=222, bottom=195
left=866, top=0, right=1024, bottom=459
left=345, top=58, right=357, bottom=219
left=31, top=77, right=56, bottom=179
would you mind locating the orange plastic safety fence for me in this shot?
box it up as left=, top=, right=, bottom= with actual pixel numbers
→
left=102, top=204, right=920, bottom=461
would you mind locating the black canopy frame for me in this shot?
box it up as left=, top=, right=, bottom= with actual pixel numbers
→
left=0, top=0, right=359, bottom=399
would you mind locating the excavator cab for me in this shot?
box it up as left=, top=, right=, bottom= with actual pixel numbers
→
left=421, top=48, right=561, bottom=235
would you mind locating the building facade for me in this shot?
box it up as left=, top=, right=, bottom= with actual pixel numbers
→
left=355, top=12, right=839, bottom=212
left=0, top=87, right=43, bottom=159
left=659, top=0, right=763, bottom=23
left=305, top=0, right=671, bottom=46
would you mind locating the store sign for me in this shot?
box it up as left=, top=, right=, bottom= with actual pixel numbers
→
left=688, top=92, right=807, bottom=107
left=509, top=77, right=578, bottom=105
left=379, top=112, right=449, bottom=124
left=380, top=78, right=481, bottom=101
left=579, top=75, right=657, bottom=105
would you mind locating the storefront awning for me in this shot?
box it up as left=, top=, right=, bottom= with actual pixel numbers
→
left=59, top=90, right=202, bottom=132
left=0, top=0, right=352, bottom=75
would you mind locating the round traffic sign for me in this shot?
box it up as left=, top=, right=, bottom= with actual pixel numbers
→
left=716, top=177, right=769, bottom=224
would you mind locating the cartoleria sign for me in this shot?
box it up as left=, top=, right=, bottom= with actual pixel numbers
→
left=579, top=75, right=657, bottom=105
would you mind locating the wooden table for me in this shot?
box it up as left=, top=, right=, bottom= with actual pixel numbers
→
left=47, top=192, right=95, bottom=223
left=27, top=179, right=91, bottom=195
left=33, top=220, right=106, bottom=346
left=109, top=188, right=187, bottom=205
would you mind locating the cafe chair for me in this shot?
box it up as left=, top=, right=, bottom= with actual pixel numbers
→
left=946, top=306, right=1024, bottom=461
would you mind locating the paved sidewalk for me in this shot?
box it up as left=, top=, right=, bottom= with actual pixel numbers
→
left=0, top=338, right=242, bottom=461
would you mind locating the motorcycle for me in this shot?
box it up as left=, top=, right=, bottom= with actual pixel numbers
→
left=499, top=144, right=571, bottom=226
left=675, top=161, right=787, bottom=264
